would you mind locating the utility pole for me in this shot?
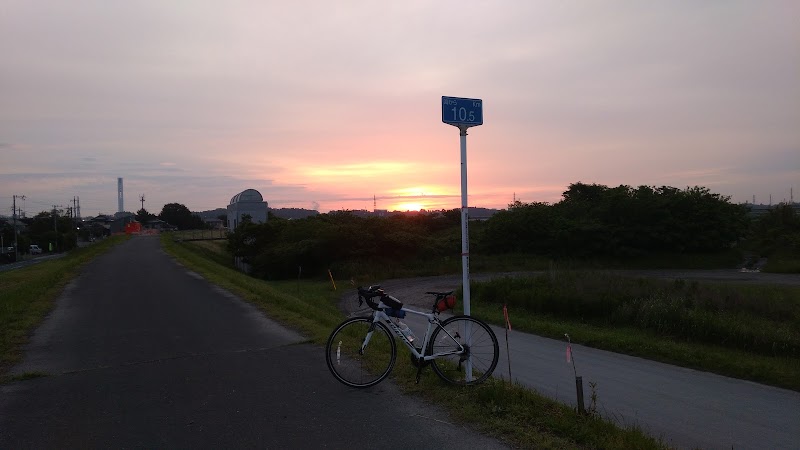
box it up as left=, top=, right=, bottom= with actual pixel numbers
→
left=13, top=194, right=25, bottom=261
left=52, top=205, right=60, bottom=232
left=73, top=197, right=79, bottom=246
left=52, top=204, right=63, bottom=252
left=140, top=194, right=145, bottom=211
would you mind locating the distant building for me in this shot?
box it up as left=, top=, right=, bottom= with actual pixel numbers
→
left=87, top=215, right=115, bottom=235
left=144, top=218, right=177, bottom=231
left=227, top=189, right=268, bottom=231
left=743, top=202, right=800, bottom=217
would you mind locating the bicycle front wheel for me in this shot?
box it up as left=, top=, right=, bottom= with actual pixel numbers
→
left=429, top=315, right=499, bottom=385
left=325, top=317, right=396, bottom=388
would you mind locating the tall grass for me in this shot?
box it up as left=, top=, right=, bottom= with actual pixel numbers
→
left=471, top=272, right=800, bottom=357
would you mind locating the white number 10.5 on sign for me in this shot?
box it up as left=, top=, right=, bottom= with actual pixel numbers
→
left=442, top=97, right=483, bottom=127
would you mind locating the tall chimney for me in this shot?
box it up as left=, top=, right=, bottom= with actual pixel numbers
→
left=118, top=178, right=124, bottom=213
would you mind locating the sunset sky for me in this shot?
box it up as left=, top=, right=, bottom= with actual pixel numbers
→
left=1, top=1, right=798, bottom=217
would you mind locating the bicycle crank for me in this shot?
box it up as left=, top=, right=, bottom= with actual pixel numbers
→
left=410, top=347, right=430, bottom=368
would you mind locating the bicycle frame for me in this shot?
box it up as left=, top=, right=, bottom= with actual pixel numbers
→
left=361, top=305, right=465, bottom=362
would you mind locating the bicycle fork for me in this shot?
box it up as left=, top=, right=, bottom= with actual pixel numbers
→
left=358, top=323, right=378, bottom=355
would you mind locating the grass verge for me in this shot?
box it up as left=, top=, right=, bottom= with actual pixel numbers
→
left=468, top=272, right=800, bottom=392
left=0, top=235, right=128, bottom=377
left=162, top=235, right=668, bottom=449
left=470, top=302, right=800, bottom=392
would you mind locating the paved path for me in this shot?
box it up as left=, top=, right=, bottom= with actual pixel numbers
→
left=355, top=275, right=800, bottom=450
left=0, top=236, right=508, bottom=449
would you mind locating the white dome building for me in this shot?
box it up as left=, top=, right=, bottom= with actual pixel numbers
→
left=227, top=189, right=268, bottom=231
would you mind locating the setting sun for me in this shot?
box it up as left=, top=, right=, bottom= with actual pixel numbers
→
left=392, top=202, right=425, bottom=211
left=384, top=186, right=452, bottom=211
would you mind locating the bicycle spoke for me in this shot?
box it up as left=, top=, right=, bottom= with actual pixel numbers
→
left=326, top=317, right=396, bottom=388
left=429, top=316, right=499, bottom=385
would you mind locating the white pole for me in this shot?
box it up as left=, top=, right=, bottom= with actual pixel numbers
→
left=459, top=125, right=473, bottom=382
left=443, top=96, right=482, bottom=383
left=459, top=125, right=471, bottom=315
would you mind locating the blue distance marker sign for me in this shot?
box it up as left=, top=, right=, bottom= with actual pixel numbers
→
left=442, top=96, right=483, bottom=127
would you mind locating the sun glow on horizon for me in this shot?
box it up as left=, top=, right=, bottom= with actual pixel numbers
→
left=391, top=201, right=425, bottom=211
left=383, top=185, right=455, bottom=211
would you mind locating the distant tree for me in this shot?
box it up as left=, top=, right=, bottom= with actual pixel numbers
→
left=225, top=210, right=462, bottom=280
left=478, top=201, right=561, bottom=254
left=749, top=203, right=800, bottom=257
left=90, top=222, right=108, bottom=238
left=136, top=208, right=158, bottom=225
left=0, top=218, right=13, bottom=249
left=480, top=182, right=749, bottom=258
left=27, top=211, right=56, bottom=236
left=158, top=203, right=206, bottom=230
left=23, top=210, right=77, bottom=252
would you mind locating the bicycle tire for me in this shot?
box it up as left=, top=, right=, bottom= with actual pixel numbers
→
left=429, top=315, right=499, bottom=385
left=325, top=317, right=396, bottom=388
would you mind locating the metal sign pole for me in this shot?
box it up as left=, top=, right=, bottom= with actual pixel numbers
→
left=442, top=96, right=482, bottom=383
left=459, top=124, right=474, bottom=382
left=459, top=125, right=471, bottom=316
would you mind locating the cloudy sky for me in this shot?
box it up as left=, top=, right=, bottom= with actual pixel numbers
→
left=1, top=1, right=798, bottom=217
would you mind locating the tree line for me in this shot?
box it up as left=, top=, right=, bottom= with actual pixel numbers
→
left=6, top=182, right=794, bottom=273
left=480, top=183, right=750, bottom=257
left=227, top=209, right=462, bottom=279
left=225, top=182, right=799, bottom=279
left=0, top=211, right=80, bottom=257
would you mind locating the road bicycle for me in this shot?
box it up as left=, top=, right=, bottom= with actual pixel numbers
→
left=325, top=285, right=499, bottom=388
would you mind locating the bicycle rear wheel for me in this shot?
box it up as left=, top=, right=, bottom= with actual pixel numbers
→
left=325, top=317, right=396, bottom=388
left=429, top=315, right=499, bottom=385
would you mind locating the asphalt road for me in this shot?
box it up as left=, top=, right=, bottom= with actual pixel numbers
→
left=0, top=236, right=509, bottom=449
left=355, top=274, right=800, bottom=450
